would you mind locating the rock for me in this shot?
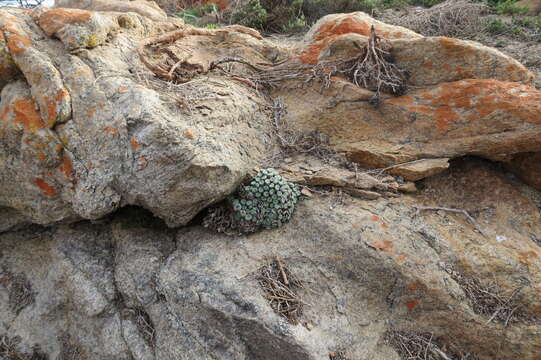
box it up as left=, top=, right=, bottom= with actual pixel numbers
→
left=0, top=158, right=539, bottom=359
left=0, top=7, right=276, bottom=229
left=391, top=36, right=534, bottom=86
left=32, top=7, right=120, bottom=50
left=388, top=158, right=450, bottom=181
left=54, top=0, right=168, bottom=21
left=275, top=78, right=541, bottom=168
left=397, top=182, right=417, bottom=193
left=504, top=152, right=541, bottom=191
left=299, top=12, right=422, bottom=64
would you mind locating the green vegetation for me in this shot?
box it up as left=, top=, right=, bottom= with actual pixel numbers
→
left=494, top=0, right=529, bottom=15
left=231, top=0, right=269, bottom=30
left=203, top=168, right=302, bottom=234
left=174, top=2, right=218, bottom=25
left=485, top=14, right=541, bottom=40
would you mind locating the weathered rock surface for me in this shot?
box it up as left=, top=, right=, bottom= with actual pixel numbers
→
left=0, top=7, right=276, bottom=228
left=0, top=8, right=540, bottom=360
left=388, top=158, right=450, bottom=181
left=0, top=158, right=540, bottom=359
left=505, top=152, right=541, bottom=191
left=54, top=0, right=168, bottom=21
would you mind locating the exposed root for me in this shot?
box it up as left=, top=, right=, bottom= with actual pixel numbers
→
left=258, top=257, right=304, bottom=324
left=137, top=25, right=262, bottom=82
left=139, top=26, right=407, bottom=106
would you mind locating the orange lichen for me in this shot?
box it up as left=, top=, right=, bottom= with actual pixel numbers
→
left=59, top=155, right=74, bottom=179
left=36, top=152, right=47, bottom=160
left=407, top=282, right=419, bottom=291
left=44, top=88, right=69, bottom=127
left=371, top=215, right=380, bottom=222
left=299, top=43, right=327, bottom=65
left=387, top=79, right=541, bottom=132
left=387, top=95, right=414, bottom=106
left=406, top=300, right=418, bottom=310
left=13, top=98, right=45, bottom=131
left=103, top=126, right=119, bottom=136
left=130, top=137, right=141, bottom=149
left=0, top=105, right=10, bottom=123
left=299, top=15, right=413, bottom=64
left=438, top=37, right=475, bottom=56
left=518, top=251, right=538, bottom=265
left=6, top=33, right=31, bottom=54
left=34, top=177, right=57, bottom=196
left=37, top=8, right=93, bottom=36
left=314, top=16, right=371, bottom=42
left=434, top=106, right=459, bottom=132
left=85, top=107, right=96, bottom=117
left=185, top=129, right=195, bottom=138
left=407, top=105, right=432, bottom=115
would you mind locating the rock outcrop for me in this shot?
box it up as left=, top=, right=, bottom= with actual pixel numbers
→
left=0, top=7, right=276, bottom=228
left=1, top=159, right=540, bottom=359
left=0, top=5, right=540, bottom=360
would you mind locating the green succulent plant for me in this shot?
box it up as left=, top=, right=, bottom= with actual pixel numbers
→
left=232, top=168, right=301, bottom=230
left=203, top=168, right=301, bottom=234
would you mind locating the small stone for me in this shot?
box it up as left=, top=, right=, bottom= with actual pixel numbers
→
left=301, top=188, right=313, bottom=197
left=398, top=182, right=417, bottom=193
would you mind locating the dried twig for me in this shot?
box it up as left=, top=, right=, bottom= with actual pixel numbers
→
left=258, top=258, right=303, bottom=324
left=416, top=206, right=487, bottom=237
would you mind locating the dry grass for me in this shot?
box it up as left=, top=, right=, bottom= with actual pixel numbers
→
left=329, top=350, right=349, bottom=359
left=133, top=308, right=156, bottom=348
left=258, top=257, right=304, bottom=324
left=266, top=97, right=358, bottom=170
left=0, top=269, right=34, bottom=315
left=439, top=264, right=534, bottom=326
left=385, top=0, right=489, bottom=39
left=59, top=334, right=85, bottom=360
left=385, top=330, right=477, bottom=360
left=455, top=276, right=528, bottom=325
left=0, top=336, right=47, bottom=360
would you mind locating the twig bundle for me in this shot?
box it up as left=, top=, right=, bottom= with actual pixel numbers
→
left=258, top=257, right=304, bottom=324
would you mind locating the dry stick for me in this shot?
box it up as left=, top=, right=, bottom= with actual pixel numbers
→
left=275, top=257, right=289, bottom=285
left=416, top=206, right=487, bottom=237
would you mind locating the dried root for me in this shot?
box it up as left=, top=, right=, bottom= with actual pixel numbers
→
left=139, top=26, right=408, bottom=106
left=137, top=25, right=262, bottom=83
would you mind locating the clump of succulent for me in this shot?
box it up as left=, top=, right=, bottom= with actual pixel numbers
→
left=203, top=168, right=301, bottom=235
